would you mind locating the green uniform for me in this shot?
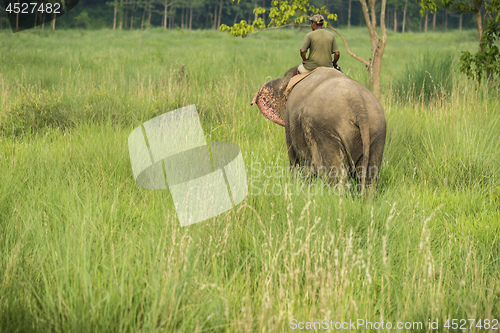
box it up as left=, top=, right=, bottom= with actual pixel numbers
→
left=300, top=29, right=339, bottom=71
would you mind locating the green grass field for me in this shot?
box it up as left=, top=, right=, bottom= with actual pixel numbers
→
left=0, top=27, right=499, bottom=332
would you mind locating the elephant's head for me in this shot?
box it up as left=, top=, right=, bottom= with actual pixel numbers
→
left=251, top=67, right=298, bottom=127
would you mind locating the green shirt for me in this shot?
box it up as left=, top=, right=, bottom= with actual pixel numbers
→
left=300, top=29, right=339, bottom=71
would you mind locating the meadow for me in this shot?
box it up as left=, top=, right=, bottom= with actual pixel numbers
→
left=0, top=27, right=499, bottom=332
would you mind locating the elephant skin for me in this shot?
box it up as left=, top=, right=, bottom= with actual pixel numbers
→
left=251, top=67, right=386, bottom=194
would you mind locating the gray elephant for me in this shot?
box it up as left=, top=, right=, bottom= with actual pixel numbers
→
left=251, top=67, right=386, bottom=194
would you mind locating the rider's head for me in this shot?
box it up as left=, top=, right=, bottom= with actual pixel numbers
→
left=308, top=14, right=324, bottom=30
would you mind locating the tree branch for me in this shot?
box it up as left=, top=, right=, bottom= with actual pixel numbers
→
left=369, top=0, right=376, bottom=29
left=242, top=23, right=297, bottom=35
left=380, top=0, right=387, bottom=42
left=359, top=0, right=376, bottom=42
left=327, top=26, right=370, bottom=67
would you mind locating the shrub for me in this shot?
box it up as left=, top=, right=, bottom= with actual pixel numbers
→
left=73, top=11, right=91, bottom=29
left=1, top=89, right=71, bottom=136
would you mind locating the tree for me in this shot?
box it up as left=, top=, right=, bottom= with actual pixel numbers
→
left=348, top=0, right=352, bottom=28
left=221, top=0, right=388, bottom=98
left=220, top=1, right=335, bottom=36
left=420, top=0, right=500, bottom=84
left=357, top=0, right=387, bottom=97
left=107, top=0, right=121, bottom=29
left=334, top=0, right=388, bottom=97
left=402, top=0, right=408, bottom=32
left=74, top=11, right=91, bottom=29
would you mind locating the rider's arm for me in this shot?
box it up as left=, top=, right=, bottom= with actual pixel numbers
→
left=333, top=51, right=340, bottom=66
left=300, top=49, right=307, bottom=63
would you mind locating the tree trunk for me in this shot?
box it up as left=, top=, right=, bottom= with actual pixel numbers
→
left=163, top=0, right=168, bottom=29
left=475, top=9, right=483, bottom=43
left=119, top=0, right=123, bottom=29
left=52, top=13, right=56, bottom=30
left=141, top=0, right=148, bottom=30
left=424, top=12, right=428, bottom=32
left=217, top=0, right=223, bottom=29
left=444, top=10, right=447, bottom=30
left=402, top=0, right=407, bottom=33
left=393, top=7, right=397, bottom=33
left=432, top=12, right=436, bottom=30
left=348, top=0, right=352, bottom=29
left=212, top=5, right=217, bottom=29
left=459, top=13, right=462, bottom=31
left=254, top=2, right=258, bottom=23
left=359, top=0, right=387, bottom=98
left=113, top=3, right=117, bottom=30
left=189, top=6, right=193, bottom=30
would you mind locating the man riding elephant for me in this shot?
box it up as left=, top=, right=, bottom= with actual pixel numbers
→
left=298, top=14, right=341, bottom=74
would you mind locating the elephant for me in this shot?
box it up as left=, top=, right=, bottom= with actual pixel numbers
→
left=251, top=67, right=386, bottom=194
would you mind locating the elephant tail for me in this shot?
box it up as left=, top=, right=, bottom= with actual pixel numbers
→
left=358, top=109, right=370, bottom=196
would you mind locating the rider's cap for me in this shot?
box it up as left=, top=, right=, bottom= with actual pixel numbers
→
left=308, top=14, right=324, bottom=24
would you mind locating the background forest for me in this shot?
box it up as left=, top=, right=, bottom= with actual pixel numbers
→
left=0, top=0, right=481, bottom=31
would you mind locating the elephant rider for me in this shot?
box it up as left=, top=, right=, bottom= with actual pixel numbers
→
left=298, top=14, right=340, bottom=74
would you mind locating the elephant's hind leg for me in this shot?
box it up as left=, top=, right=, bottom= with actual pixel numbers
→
left=354, top=134, right=385, bottom=194
left=286, top=127, right=299, bottom=168
left=366, top=134, right=386, bottom=190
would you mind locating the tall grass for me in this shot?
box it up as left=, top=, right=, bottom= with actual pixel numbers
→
left=0, top=28, right=499, bottom=332
left=393, top=51, right=454, bottom=102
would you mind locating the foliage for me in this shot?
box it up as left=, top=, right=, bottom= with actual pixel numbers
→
left=460, top=8, right=500, bottom=83
left=73, top=11, right=92, bottom=29
left=419, top=0, right=500, bottom=84
left=220, top=0, right=337, bottom=37
left=219, top=17, right=266, bottom=37
left=1, top=89, right=69, bottom=136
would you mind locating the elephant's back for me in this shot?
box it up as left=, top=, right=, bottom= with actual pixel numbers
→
left=290, top=68, right=369, bottom=100
left=287, top=67, right=384, bottom=120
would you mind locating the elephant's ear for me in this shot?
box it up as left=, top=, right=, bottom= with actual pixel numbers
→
left=251, top=79, right=286, bottom=127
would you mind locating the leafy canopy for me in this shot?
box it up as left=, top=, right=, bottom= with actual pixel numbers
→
left=220, top=0, right=337, bottom=37
left=420, top=0, right=500, bottom=84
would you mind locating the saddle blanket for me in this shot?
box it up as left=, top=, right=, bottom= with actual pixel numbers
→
left=284, top=67, right=321, bottom=97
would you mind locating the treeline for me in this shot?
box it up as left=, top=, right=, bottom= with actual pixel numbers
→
left=0, top=0, right=478, bottom=31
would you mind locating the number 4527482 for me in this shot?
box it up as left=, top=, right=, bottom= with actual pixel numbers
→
left=5, top=2, right=62, bottom=15
left=444, top=319, right=498, bottom=330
